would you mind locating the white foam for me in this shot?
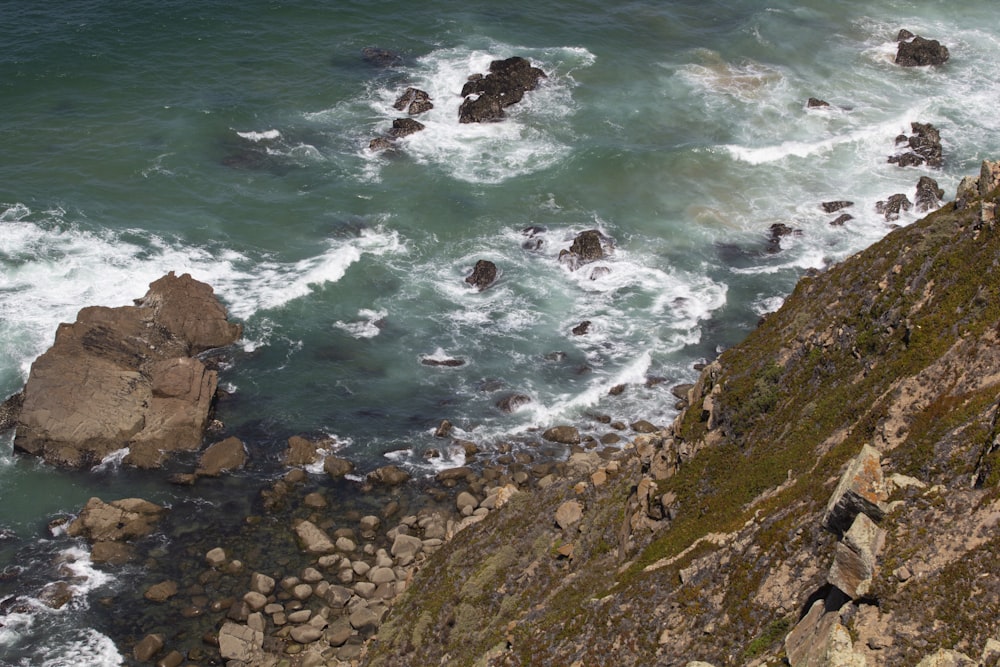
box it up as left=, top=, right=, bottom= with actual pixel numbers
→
left=236, top=128, right=281, bottom=142
left=334, top=308, right=388, bottom=339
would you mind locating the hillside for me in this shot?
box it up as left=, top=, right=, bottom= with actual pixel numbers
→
left=362, top=162, right=1000, bottom=667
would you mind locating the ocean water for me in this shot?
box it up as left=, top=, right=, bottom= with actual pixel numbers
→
left=3, top=0, right=1000, bottom=663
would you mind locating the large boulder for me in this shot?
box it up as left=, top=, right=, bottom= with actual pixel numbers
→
left=13, top=272, right=241, bottom=468
left=458, top=57, right=547, bottom=124
left=889, top=122, right=943, bottom=169
left=895, top=33, right=950, bottom=67
left=465, top=259, right=499, bottom=291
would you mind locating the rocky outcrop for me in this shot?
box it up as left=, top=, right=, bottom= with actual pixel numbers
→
left=558, top=229, right=613, bottom=270
left=458, top=57, right=547, bottom=124
left=465, top=259, right=498, bottom=291
left=895, top=31, right=950, bottom=67
left=889, top=122, right=943, bottom=168
left=393, top=87, right=433, bottom=115
left=915, top=175, right=945, bottom=212
left=876, top=193, right=912, bottom=221
left=13, top=272, right=241, bottom=468
left=67, top=497, right=166, bottom=564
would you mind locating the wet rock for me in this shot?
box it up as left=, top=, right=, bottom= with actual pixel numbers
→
left=393, top=87, right=433, bottom=115
left=631, top=420, right=659, bottom=433
left=144, top=580, right=178, bottom=603
left=830, top=214, right=853, bottom=226
left=324, top=455, right=355, bottom=479
left=195, top=436, right=246, bottom=477
left=13, top=272, right=240, bottom=468
left=0, top=391, right=22, bottom=431
left=361, top=47, right=403, bottom=68
left=458, top=56, right=546, bottom=124
left=571, top=321, right=591, bottom=336
left=368, top=136, right=393, bottom=152
left=895, top=33, right=950, bottom=67
left=38, top=581, right=73, bottom=609
left=821, top=201, right=854, bottom=213
left=368, top=465, right=411, bottom=486
left=465, top=259, right=499, bottom=291
left=496, top=393, right=531, bottom=413
left=294, top=520, right=336, bottom=554
left=876, top=194, right=912, bottom=221
left=218, top=622, right=263, bottom=662
left=767, top=223, right=801, bottom=253
left=133, top=633, right=165, bottom=663
left=889, top=122, right=943, bottom=168
left=543, top=425, right=581, bottom=445
left=915, top=176, right=945, bottom=212
left=284, top=435, right=325, bottom=467
left=67, top=497, right=165, bottom=544
left=386, top=118, right=425, bottom=139
left=559, top=230, right=611, bottom=270
left=806, top=97, right=830, bottom=108
left=421, top=356, right=465, bottom=367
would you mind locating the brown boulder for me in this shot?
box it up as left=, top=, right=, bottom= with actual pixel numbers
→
left=13, top=273, right=240, bottom=468
left=195, top=436, right=247, bottom=477
left=67, top=497, right=166, bottom=544
left=542, top=425, right=581, bottom=445
left=368, top=465, right=411, bottom=486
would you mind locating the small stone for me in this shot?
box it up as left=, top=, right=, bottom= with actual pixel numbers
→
left=292, top=583, right=313, bottom=601
left=250, top=572, right=275, bottom=595
left=144, top=580, right=178, bottom=603
left=456, top=491, right=479, bottom=513
left=133, top=633, right=164, bottom=662
left=205, top=547, right=227, bottom=568
left=243, top=591, right=267, bottom=611
left=336, top=536, right=357, bottom=553
left=290, top=625, right=324, bottom=644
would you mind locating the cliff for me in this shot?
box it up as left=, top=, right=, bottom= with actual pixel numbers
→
left=363, top=162, right=1000, bottom=667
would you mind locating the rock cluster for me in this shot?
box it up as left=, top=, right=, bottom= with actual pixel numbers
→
left=458, top=57, right=547, bottom=124
left=889, top=122, right=943, bottom=168
left=11, top=272, right=241, bottom=468
left=66, top=497, right=166, bottom=565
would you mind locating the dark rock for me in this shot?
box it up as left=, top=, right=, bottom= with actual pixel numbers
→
left=572, top=321, right=591, bottom=336
left=324, top=456, right=355, bottom=479
left=896, top=29, right=915, bottom=42
left=13, top=272, right=240, bottom=469
left=434, top=419, right=453, bottom=438
left=568, top=230, right=608, bottom=262
left=895, top=34, right=950, bottom=67
left=465, top=260, right=498, bottom=291
left=889, top=122, right=942, bottom=168
left=386, top=118, right=425, bottom=139
left=830, top=214, right=853, bottom=226
left=458, top=56, right=547, bottom=124
left=393, top=87, right=433, bottom=115
left=821, top=201, right=854, bottom=213
left=915, top=175, right=945, bottom=212
left=133, top=633, right=165, bottom=663
left=876, top=194, right=913, bottom=221
left=767, top=223, right=800, bottom=252
left=0, top=392, right=22, bottom=431
left=421, top=356, right=465, bottom=367
left=807, top=98, right=830, bottom=108
left=496, top=393, right=531, bottom=413
left=361, top=47, right=403, bottom=68
left=368, top=137, right=393, bottom=152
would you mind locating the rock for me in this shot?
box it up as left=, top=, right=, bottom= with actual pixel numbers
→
left=393, top=87, right=433, bottom=115
left=895, top=34, right=950, bottom=67
left=496, top=393, right=531, bottom=413
left=361, top=47, right=403, bottom=68
left=821, top=201, right=854, bottom=213
left=386, top=118, right=425, bottom=139
left=156, top=650, right=184, bottom=667
left=465, top=259, right=499, bottom=291
left=133, top=633, right=165, bottom=662
left=368, top=136, right=393, bottom=152
left=876, top=194, right=912, bottom=221
left=785, top=598, right=866, bottom=667
left=90, top=541, right=134, bottom=565
left=559, top=230, right=610, bottom=270
left=368, top=465, right=411, bottom=486
left=822, top=444, right=888, bottom=537
left=979, top=159, right=1000, bottom=197
left=349, top=606, right=381, bottom=634
left=435, top=466, right=474, bottom=484
left=827, top=512, right=886, bottom=599
left=807, top=98, right=830, bottom=108
left=0, top=392, right=23, bottom=431
left=456, top=491, right=478, bottom=513
left=250, top=572, right=275, bottom=595
left=889, top=122, right=943, bottom=169
left=543, top=425, right=581, bottom=445
left=915, top=649, right=977, bottom=667
left=631, top=420, right=659, bottom=434
left=290, top=625, right=324, bottom=644
left=830, top=214, right=853, bottom=227
left=421, top=356, right=465, bottom=367
left=915, top=176, right=945, bottom=212
left=555, top=500, right=583, bottom=530
left=571, top=321, right=591, bottom=336
left=205, top=547, right=227, bottom=568
left=13, top=272, right=240, bottom=468
left=144, top=580, right=178, bottom=603
left=66, top=497, right=165, bottom=544
left=195, top=436, right=246, bottom=477
left=284, top=435, right=325, bottom=467
left=324, top=455, right=355, bottom=479
left=294, top=520, right=336, bottom=554
left=218, top=622, right=263, bottom=662
left=767, top=223, right=800, bottom=252
left=38, top=581, right=73, bottom=609
left=390, top=533, right=424, bottom=565
left=458, top=56, right=546, bottom=124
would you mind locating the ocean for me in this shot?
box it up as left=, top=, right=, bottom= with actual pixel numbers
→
left=2, top=0, right=999, bottom=663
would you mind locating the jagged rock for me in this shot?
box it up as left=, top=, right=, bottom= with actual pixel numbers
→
left=822, top=201, right=854, bottom=213
left=368, top=465, right=411, bottom=486
left=827, top=512, right=886, bottom=598
left=895, top=34, right=950, bottom=67
left=559, top=230, right=611, bottom=270
left=889, top=122, right=943, bottom=168
left=284, top=435, right=324, bottom=467
left=393, top=87, right=433, bottom=115
left=465, top=259, right=498, bottom=291
left=767, top=223, right=801, bottom=252
left=0, top=392, right=22, bottom=431
left=979, top=159, right=1000, bottom=197
left=144, top=580, right=178, bottom=602
left=67, top=497, right=165, bottom=544
left=876, top=194, right=912, bottom=221
left=14, top=272, right=240, bottom=468
left=915, top=176, right=945, bottom=212
left=822, top=444, right=888, bottom=537
left=915, top=649, right=977, bottom=667
left=807, top=98, right=830, bottom=108
left=785, top=597, right=866, bottom=666
left=542, top=425, right=581, bottom=445
left=458, top=56, right=546, bottom=124
left=218, top=622, right=263, bottom=662
left=572, top=321, right=591, bottom=335
left=386, top=118, right=425, bottom=139
left=369, top=136, right=393, bottom=152
left=195, top=436, right=246, bottom=477
left=831, top=214, right=853, bottom=226
left=496, top=393, right=531, bottom=413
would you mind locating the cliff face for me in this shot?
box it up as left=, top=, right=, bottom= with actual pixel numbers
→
left=363, top=164, right=1000, bottom=667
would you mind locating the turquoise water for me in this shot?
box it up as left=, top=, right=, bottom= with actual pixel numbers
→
left=2, top=1, right=1000, bottom=663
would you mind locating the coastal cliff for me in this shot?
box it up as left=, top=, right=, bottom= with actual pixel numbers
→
left=362, top=162, right=1000, bottom=666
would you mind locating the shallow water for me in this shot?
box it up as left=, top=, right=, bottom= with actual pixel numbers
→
left=2, top=1, right=999, bottom=662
